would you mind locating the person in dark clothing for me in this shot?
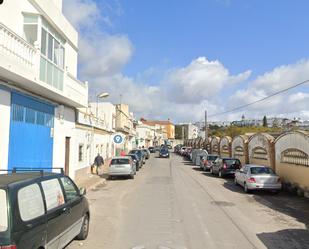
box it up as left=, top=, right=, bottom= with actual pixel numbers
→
left=93, top=153, right=104, bottom=175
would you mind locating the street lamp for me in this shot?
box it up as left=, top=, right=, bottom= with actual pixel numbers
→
left=96, top=92, right=109, bottom=117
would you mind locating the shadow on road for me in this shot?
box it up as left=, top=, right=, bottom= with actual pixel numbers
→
left=257, top=229, right=309, bottom=249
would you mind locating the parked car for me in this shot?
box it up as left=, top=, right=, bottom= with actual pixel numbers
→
left=142, top=148, right=151, bottom=159
left=159, top=147, right=170, bottom=158
left=129, top=149, right=146, bottom=165
left=0, top=168, right=90, bottom=249
left=179, top=147, right=187, bottom=155
left=174, top=144, right=183, bottom=153
left=200, top=154, right=219, bottom=171
left=234, top=164, right=282, bottom=193
left=211, top=157, right=241, bottom=177
left=192, top=149, right=208, bottom=166
left=148, top=147, right=155, bottom=153
left=127, top=154, right=141, bottom=171
left=109, top=156, right=136, bottom=179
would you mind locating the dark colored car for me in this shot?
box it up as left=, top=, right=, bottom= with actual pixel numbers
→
left=142, top=148, right=151, bottom=159
left=127, top=154, right=141, bottom=171
left=129, top=149, right=146, bottom=165
left=159, top=148, right=170, bottom=158
left=148, top=147, right=155, bottom=153
left=211, top=157, right=242, bottom=177
left=0, top=168, right=89, bottom=249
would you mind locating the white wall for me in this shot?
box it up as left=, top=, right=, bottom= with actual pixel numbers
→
left=0, top=89, right=11, bottom=171
left=0, top=0, right=38, bottom=37
left=52, top=105, right=76, bottom=178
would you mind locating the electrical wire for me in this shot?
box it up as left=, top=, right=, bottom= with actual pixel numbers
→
left=208, top=79, right=309, bottom=118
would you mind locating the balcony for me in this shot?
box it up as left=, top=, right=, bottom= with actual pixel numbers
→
left=0, top=23, right=88, bottom=107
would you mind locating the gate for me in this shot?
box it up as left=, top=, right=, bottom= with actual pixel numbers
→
left=8, top=92, right=54, bottom=170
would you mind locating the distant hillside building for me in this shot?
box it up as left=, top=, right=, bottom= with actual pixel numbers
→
left=141, top=118, right=175, bottom=141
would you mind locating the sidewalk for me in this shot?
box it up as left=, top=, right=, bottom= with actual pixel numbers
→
left=75, top=158, right=112, bottom=192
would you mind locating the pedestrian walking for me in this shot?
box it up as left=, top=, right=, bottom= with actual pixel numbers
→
left=93, top=153, right=104, bottom=175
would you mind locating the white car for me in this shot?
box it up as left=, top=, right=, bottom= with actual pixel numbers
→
left=234, top=164, right=282, bottom=193
left=109, top=156, right=136, bottom=179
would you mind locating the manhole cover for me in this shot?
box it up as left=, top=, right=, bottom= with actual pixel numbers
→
left=211, top=201, right=235, bottom=207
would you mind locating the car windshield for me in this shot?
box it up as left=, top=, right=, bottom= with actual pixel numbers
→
left=0, top=189, right=8, bottom=232
left=161, top=149, right=168, bottom=153
left=250, top=167, right=275, bottom=175
left=111, top=158, right=130, bottom=165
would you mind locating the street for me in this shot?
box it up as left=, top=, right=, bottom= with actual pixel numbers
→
left=67, top=153, right=309, bottom=249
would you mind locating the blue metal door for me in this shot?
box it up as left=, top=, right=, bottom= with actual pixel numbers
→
left=8, top=92, right=54, bottom=170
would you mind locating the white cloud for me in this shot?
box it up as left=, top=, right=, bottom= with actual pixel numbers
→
left=63, top=0, right=133, bottom=78
left=227, top=60, right=309, bottom=121
left=63, top=0, right=102, bottom=29
left=165, top=57, right=251, bottom=104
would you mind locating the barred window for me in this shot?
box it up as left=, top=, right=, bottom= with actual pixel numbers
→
left=234, top=146, right=244, bottom=157
left=281, top=149, right=309, bottom=167
left=252, top=147, right=268, bottom=160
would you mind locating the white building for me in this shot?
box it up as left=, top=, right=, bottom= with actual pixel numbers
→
left=0, top=0, right=88, bottom=179
left=74, top=103, right=116, bottom=180
left=136, top=121, right=155, bottom=148
left=178, top=123, right=199, bottom=140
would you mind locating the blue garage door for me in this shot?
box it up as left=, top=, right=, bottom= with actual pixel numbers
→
left=8, top=92, right=54, bottom=170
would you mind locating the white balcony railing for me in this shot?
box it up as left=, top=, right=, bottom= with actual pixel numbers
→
left=0, top=22, right=88, bottom=107
left=0, top=23, right=38, bottom=70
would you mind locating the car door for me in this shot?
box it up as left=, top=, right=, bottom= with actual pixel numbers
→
left=58, top=176, right=84, bottom=248
left=240, top=166, right=248, bottom=186
left=40, top=177, right=67, bottom=249
left=13, top=183, right=47, bottom=249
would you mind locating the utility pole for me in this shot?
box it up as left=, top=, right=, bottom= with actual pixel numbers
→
left=205, top=110, right=208, bottom=140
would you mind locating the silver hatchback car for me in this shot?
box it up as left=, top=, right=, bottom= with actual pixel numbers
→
left=109, top=156, right=136, bottom=179
left=234, top=164, right=282, bottom=193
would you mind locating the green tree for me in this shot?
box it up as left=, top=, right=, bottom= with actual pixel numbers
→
left=263, top=115, right=268, bottom=127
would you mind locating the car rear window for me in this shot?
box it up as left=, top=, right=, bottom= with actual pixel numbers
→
left=250, top=167, right=275, bottom=175
left=0, top=189, right=8, bottom=232
left=224, top=159, right=241, bottom=166
left=208, top=155, right=218, bottom=161
left=111, top=158, right=130, bottom=165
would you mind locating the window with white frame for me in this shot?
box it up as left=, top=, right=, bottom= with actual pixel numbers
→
left=40, top=18, right=65, bottom=91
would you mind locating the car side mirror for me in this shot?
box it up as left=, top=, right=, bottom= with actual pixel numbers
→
left=79, top=187, right=86, bottom=196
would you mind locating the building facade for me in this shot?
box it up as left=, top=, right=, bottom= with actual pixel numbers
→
left=0, top=0, right=88, bottom=178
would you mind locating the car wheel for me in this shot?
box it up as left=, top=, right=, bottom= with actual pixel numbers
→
left=244, top=183, right=250, bottom=193
left=76, top=214, right=89, bottom=240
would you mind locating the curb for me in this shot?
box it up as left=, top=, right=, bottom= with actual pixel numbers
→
left=87, top=178, right=107, bottom=192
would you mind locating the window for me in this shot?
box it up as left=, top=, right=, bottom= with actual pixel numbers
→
left=0, top=190, right=8, bottom=232
left=60, top=177, right=79, bottom=201
left=111, top=158, right=130, bottom=165
left=41, top=28, right=47, bottom=55
left=39, top=19, right=65, bottom=91
left=18, top=184, right=45, bottom=221
left=79, top=144, right=84, bottom=162
left=41, top=179, right=65, bottom=211
left=23, top=14, right=38, bottom=46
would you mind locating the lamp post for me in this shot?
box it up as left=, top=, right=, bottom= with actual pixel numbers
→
left=96, top=92, right=109, bottom=118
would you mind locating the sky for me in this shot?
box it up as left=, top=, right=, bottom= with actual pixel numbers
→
left=63, top=0, right=309, bottom=123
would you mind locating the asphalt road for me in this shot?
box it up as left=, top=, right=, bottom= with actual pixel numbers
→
left=66, top=153, right=309, bottom=249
